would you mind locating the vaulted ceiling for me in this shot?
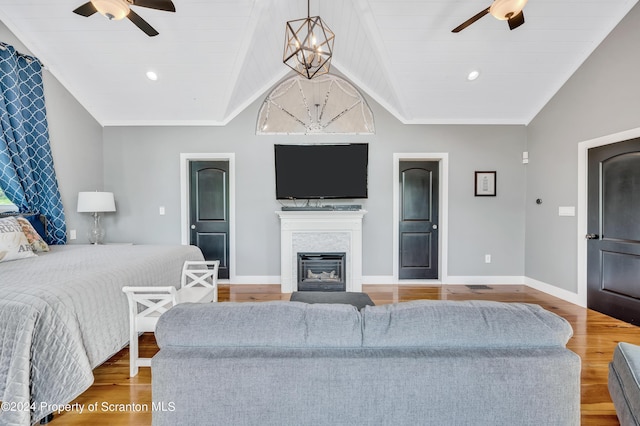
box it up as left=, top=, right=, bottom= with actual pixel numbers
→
left=0, top=0, right=636, bottom=126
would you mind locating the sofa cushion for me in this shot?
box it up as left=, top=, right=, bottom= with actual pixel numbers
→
left=156, top=301, right=362, bottom=348
left=361, top=300, right=573, bottom=348
left=609, top=342, right=640, bottom=425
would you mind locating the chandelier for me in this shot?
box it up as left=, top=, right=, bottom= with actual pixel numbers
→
left=283, top=0, right=335, bottom=80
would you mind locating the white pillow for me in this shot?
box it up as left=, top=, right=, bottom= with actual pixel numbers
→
left=16, top=216, right=49, bottom=252
left=0, top=216, right=37, bottom=262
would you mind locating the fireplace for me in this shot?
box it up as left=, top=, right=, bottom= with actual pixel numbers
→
left=297, top=252, right=346, bottom=291
left=276, top=210, right=366, bottom=293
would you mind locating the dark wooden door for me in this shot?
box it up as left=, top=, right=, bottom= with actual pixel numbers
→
left=189, top=161, right=230, bottom=279
left=399, top=161, right=439, bottom=279
left=587, top=139, right=640, bottom=325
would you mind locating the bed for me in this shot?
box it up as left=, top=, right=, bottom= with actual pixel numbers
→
left=0, top=244, right=204, bottom=425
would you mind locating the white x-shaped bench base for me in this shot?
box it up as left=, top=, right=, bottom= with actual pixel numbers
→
left=122, top=260, right=219, bottom=377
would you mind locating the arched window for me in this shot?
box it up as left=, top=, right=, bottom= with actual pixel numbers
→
left=257, top=74, right=374, bottom=135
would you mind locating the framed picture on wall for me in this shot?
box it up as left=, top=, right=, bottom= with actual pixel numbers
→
left=475, top=171, right=496, bottom=196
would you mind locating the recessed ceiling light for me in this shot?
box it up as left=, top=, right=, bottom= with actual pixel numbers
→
left=467, top=70, right=480, bottom=81
left=146, top=71, right=158, bottom=81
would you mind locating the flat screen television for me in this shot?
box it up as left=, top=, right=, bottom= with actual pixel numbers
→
left=274, top=143, right=368, bottom=199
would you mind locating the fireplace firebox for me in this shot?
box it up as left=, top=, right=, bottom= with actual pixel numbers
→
left=297, top=252, right=346, bottom=291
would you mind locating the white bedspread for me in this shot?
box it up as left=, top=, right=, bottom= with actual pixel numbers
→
left=0, top=244, right=204, bottom=425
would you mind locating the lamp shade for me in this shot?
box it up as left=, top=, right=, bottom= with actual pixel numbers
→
left=77, top=192, right=116, bottom=213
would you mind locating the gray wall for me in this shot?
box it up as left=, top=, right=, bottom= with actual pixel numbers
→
left=0, top=21, right=103, bottom=243
left=525, top=2, right=640, bottom=292
left=1, top=19, right=528, bottom=281
left=6, top=0, right=639, bottom=284
left=103, top=93, right=527, bottom=279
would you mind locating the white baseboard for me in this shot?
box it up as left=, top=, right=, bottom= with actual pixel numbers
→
left=524, top=276, right=585, bottom=307
left=230, top=276, right=281, bottom=285
left=362, top=276, right=396, bottom=284
left=357, top=276, right=533, bottom=285
left=362, top=276, right=526, bottom=285
left=229, top=275, right=524, bottom=286
left=443, top=276, right=525, bottom=285
left=226, top=274, right=585, bottom=308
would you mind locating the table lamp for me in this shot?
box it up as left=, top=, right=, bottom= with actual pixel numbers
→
left=77, top=191, right=116, bottom=244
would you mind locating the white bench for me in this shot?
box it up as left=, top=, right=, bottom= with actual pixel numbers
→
left=122, top=260, right=219, bottom=377
left=181, top=260, right=220, bottom=303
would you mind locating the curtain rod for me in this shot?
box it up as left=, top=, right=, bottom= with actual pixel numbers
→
left=0, top=41, right=47, bottom=70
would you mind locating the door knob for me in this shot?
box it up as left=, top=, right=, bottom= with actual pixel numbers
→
left=585, top=233, right=599, bottom=240
left=432, top=224, right=438, bottom=230
left=191, top=225, right=196, bottom=230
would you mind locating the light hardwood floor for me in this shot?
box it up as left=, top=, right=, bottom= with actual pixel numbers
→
left=46, top=284, right=640, bottom=425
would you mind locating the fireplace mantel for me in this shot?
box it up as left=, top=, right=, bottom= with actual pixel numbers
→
left=276, top=210, right=367, bottom=293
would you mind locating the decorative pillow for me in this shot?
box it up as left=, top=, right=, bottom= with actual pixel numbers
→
left=21, top=213, right=47, bottom=241
left=0, top=216, right=37, bottom=262
left=16, top=216, right=49, bottom=252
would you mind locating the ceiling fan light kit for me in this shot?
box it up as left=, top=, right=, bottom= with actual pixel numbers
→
left=489, top=0, right=528, bottom=20
left=452, top=0, right=528, bottom=33
left=91, top=0, right=130, bottom=20
left=73, top=0, right=175, bottom=37
left=283, top=0, right=335, bottom=80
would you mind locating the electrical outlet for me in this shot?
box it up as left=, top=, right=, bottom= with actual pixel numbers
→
left=69, top=229, right=77, bottom=240
left=485, top=254, right=491, bottom=264
left=159, top=206, right=165, bottom=215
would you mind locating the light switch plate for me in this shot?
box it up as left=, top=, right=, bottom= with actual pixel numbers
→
left=558, top=206, right=575, bottom=217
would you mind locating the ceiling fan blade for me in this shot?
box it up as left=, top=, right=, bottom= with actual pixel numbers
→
left=132, top=0, right=176, bottom=12
left=127, top=10, right=159, bottom=37
left=73, top=2, right=98, bottom=17
left=508, top=11, right=525, bottom=30
left=452, top=7, right=490, bottom=33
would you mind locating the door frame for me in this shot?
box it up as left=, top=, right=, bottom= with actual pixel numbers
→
left=392, top=153, right=449, bottom=283
left=577, top=126, right=640, bottom=307
left=180, top=153, right=236, bottom=283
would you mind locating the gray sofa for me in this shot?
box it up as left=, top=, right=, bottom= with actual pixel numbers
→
left=609, top=342, right=640, bottom=425
left=152, top=300, right=580, bottom=426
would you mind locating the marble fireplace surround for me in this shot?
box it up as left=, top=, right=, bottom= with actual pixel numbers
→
left=276, top=210, right=367, bottom=293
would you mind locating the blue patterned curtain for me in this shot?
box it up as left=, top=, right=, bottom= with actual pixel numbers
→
left=0, top=43, right=66, bottom=244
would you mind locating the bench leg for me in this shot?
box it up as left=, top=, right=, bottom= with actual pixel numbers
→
left=129, top=323, right=139, bottom=377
